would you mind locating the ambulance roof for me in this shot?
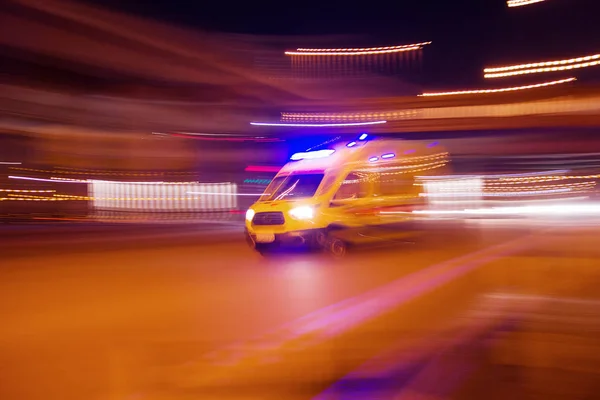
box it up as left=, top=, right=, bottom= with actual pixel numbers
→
left=278, top=138, right=446, bottom=175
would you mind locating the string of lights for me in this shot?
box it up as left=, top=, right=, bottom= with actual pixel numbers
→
left=420, top=77, right=575, bottom=97
left=285, top=42, right=431, bottom=56
left=281, top=111, right=418, bottom=123
left=484, top=54, right=600, bottom=78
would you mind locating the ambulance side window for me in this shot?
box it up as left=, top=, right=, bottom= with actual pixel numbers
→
left=376, top=175, right=415, bottom=196
left=316, top=174, right=338, bottom=197
left=334, top=172, right=368, bottom=200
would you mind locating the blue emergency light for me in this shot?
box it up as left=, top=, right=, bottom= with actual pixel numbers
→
left=290, top=149, right=335, bottom=161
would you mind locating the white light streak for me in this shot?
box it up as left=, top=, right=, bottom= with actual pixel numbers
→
left=507, top=0, right=546, bottom=7
left=250, top=121, right=387, bottom=128
left=9, top=175, right=87, bottom=183
left=414, top=203, right=600, bottom=216
left=187, top=192, right=264, bottom=196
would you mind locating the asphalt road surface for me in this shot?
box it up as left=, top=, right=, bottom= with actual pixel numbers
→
left=1, top=220, right=600, bottom=400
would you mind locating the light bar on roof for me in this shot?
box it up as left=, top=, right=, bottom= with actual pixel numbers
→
left=484, top=54, right=600, bottom=78
left=290, top=150, right=335, bottom=161
left=250, top=121, right=387, bottom=128
left=420, top=77, right=576, bottom=97
left=285, top=42, right=431, bottom=56
left=507, top=0, right=546, bottom=7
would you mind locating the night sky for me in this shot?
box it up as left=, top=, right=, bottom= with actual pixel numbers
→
left=83, top=0, right=600, bottom=86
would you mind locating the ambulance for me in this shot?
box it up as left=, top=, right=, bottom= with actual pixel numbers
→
left=245, top=135, right=451, bottom=256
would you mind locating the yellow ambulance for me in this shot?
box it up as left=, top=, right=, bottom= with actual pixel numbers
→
left=245, top=135, right=450, bottom=256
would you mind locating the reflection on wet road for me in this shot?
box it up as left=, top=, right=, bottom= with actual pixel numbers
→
left=1, top=221, right=599, bottom=399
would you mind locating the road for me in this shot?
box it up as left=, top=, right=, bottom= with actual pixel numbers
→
left=1, top=220, right=600, bottom=400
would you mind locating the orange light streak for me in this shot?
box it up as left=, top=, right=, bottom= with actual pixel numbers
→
left=485, top=54, right=600, bottom=78
left=285, top=42, right=431, bottom=56
left=420, top=77, right=575, bottom=96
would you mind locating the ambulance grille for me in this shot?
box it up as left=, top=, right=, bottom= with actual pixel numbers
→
left=252, top=212, right=285, bottom=226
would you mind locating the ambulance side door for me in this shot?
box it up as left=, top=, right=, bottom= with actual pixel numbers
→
left=326, top=171, right=377, bottom=227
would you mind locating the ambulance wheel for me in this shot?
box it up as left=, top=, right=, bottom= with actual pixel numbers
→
left=310, top=230, right=328, bottom=251
left=329, top=237, right=348, bottom=258
left=255, top=243, right=275, bottom=256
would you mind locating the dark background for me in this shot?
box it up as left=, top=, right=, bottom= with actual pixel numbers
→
left=85, top=0, right=600, bottom=86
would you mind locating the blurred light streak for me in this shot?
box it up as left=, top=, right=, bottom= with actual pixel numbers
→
left=169, top=133, right=282, bottom=142
left=3, top=194, right=68, bottom=201
left=15, top=167, right=197, bottom=177
left=152, top=132, right=282, bottom=142
left=422, top=196, right=590, bottom=206
left=497, top=174, right=600, bottom=183
left=0, top=189, right=55, bottom=193
left=13, top=167, right=171, bottom=177
left=359, top=161, right=449, bottom=176
left=282, top=111, right=418, bottom=122
left=285, top=42, right=431, bottom=56
left=485, top=54, right=600, bottom=78
left=53, top=194, right=89, bottom=199
left=431, top=181, right=595, bottom=192
left=420, top=170, right=569, bottom=180
left=245, top=165, right=281, bottom=173
left=484, top=182, right=596, bottom=190
left=90, top=180, right=200, bottom=184
left=307, top=136, right=342, bottom=152
left=1, top=198, right=66, bottom=202
left=294, top=42, right=432, bottom=52
left=485, top=54, right=600, bottom=73
left=0, top=161, right=22, bottom=165
left=89, top=181, right=238, bottom=211
left=9, top=175, right=87, bottom=183
left=9, top=175, right=215, bottom=185
left=286, top=46, right=420, bottom=56
left=187, top=191, right=263, bottom=196
left=51, top=177, right=96, bottom=183
left=507, top=0, right=546, bottom=7
left=414, top=203, right=600, bottom=216
left=420, top=77, right=575, bottom=97
left=250, top=121, right=387, bottom=127
left=380, top=152, right=448, bottom=165
left=425, top=188, right=574, bottom=197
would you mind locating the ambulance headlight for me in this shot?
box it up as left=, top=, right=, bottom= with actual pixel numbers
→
left=289, top=206, right=314, bottom=220
left=245, top=209, right=255, bottom=222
